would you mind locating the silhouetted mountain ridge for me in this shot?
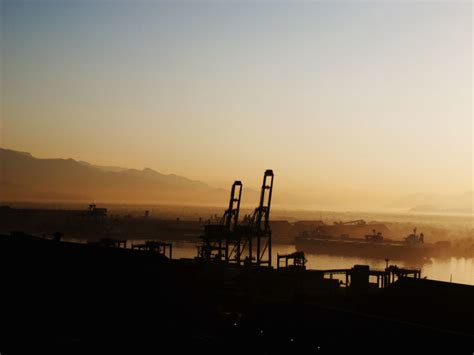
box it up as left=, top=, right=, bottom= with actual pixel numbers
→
left=78, top=160, right=128, bottom=173
left=0, top=148, right=233, bottom=204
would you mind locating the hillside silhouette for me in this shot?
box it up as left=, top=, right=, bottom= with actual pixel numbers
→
left=0, top=148, right=242, bottom=204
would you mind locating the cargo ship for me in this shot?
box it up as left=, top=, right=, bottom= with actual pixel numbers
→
left=295, top=223, right=434, bottom=260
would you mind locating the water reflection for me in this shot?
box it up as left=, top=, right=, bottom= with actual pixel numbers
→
left=171, top=242, right=474, bottom=285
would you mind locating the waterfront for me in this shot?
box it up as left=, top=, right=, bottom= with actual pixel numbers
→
left=171, top=242, right=474, bottom=285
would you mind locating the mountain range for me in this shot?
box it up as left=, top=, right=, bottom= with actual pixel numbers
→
left=0, top=148, right=472, bottom=214
left=0, top=148, right=240, bottom=205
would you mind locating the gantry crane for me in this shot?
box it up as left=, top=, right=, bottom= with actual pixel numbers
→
left=234, top=169, right=274, bottom=266
left=223, top=181, right=243, bottom=262
left=198, top=170, right=274, bottom=267
left=198, top=180, right=242, bottom=262
left=252, top=169, right=274, bottom=266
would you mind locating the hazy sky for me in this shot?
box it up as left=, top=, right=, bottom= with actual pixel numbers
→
left=1, top=1, right=472, bottom=209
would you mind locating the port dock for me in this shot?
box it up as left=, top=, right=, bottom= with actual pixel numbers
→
left=1, top=171, right=472, bottom=353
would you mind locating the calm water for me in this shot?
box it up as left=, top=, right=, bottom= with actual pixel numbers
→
left=171, top=242, right=474, bottom=286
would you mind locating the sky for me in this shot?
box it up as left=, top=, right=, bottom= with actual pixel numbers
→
left=1, top=0, right=472, bottom=210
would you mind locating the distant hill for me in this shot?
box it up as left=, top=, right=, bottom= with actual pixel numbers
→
left=409, top=205, right=440, bottom=213
left=77, top=160, right=128, bottom=173
left=0, top=148, right=242, bottom=205
left=389, top=191, right=473, bottom=215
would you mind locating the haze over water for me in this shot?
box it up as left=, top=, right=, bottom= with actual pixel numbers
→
left=166, top=242, right=474, bottom=286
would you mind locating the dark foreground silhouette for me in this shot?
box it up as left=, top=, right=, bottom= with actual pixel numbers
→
left=1, top=232, right=473, bottom=354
